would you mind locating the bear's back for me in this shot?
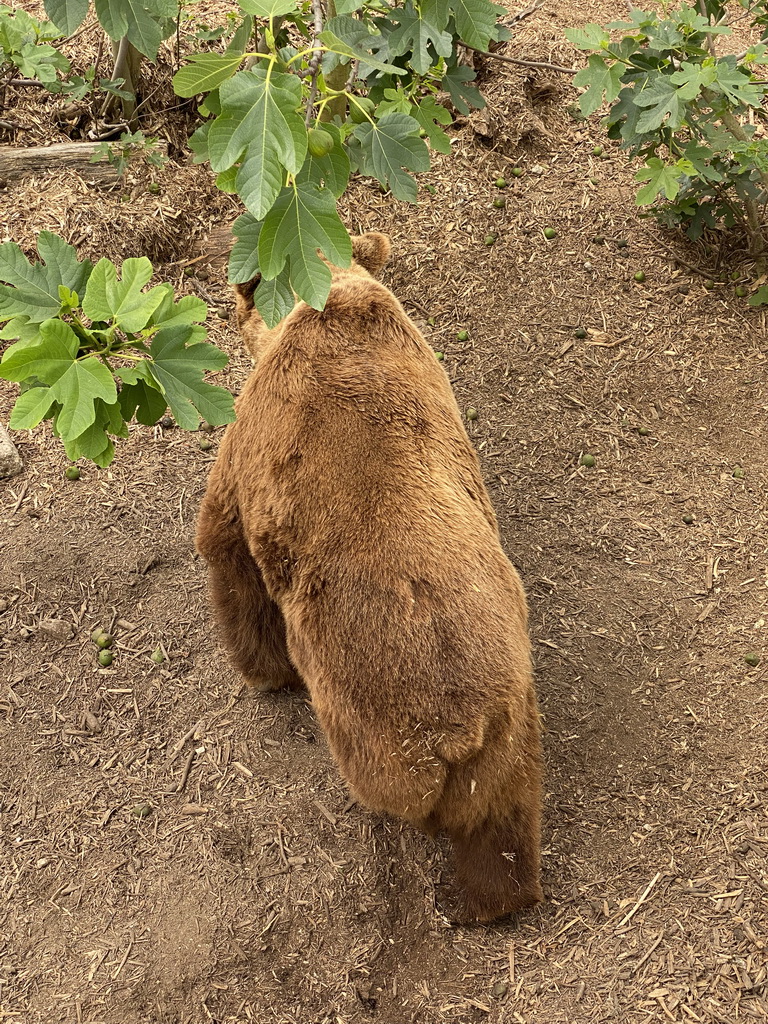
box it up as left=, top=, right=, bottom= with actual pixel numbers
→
left=230, top=273, right=501, bottom=570
left=221, top=273, right=529, bottom=722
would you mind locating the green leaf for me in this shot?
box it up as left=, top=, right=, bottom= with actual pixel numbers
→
left=228, top=213, right=263, bottom=284
left=682, top=140, right=724, bottom=182
left=82, top=257, right=166, bottom=333
left=50, top=355, right=117, bottom=440
left=0, top=317, right=37, bottom=343
left=320, top=15, right=384, bottom=74
left=573, top=55, right=624, bottom=117
left=0, top=234, right=92, bottom=324
left=635, top=157, right=683, bottom=204
left=147, top=326, right=234, bottom=429
left=748, top=285, right=768, bottom=306
left=634, top=74, right=688, bottom=132
left=258, top=183, right=352, bottom=318
left=9, top=385, right=55, bottom=429
left=93, top=0, right=177, bottom=59
left=149, top=288, right=208, bottom=329
left=709, top=60, right=762, bottom=107
left=188, top=121, right=211, bottom=163
left=12, top=42, right=69, bottom=83
left=102, top=395, right=130, bottom=437
left=254, top=267, right=294, bottom=326
left=36, top=231, right=93, bottom=297
left=0, top=318, right=78, bottom=384
left=319, top=28, right=406, bottom=76
left=333, top=0, right=365, bottom=12
left=564, top=24, right=611, bottom=50
left=385, top=2, right=453, bottom=75
left=410, top=95, right=452, bottom=154
left=668, top=61, right=715, bottom=102
left=351, top=113, right=430, bottom=202
left=117, top=363, right=168, bottom=425
left=63, top=413, right=115, bottom=465
left=173, top=53, right=244, bottom=97
left=226, top=14, right=253, bottom=55
left=295, top=123, right=351, bottom=198
left=208, top=68, right=307, bottom=220
left=450, top=0, right=505, bottom=50
left=42, top=0, right=89, bottom=34
left=216, top=166, right=240, bottom=193
left=64, top=398, right=125, bottom=463
left=238, top=0, right=297, bottom=17
left=442, top=63, right=484, bottom=114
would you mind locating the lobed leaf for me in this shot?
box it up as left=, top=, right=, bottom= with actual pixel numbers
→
left=442, top=63, right=485, bottom=114
left=0, top=318, right=78, bottom=384
left=254, top=267, right=295, bottom=326
left=149, top=288, right=208, bottom=330
left=148, top=327, right=234, bottom=429
left=43, top=0, right=89, bottom=34
left=708, top=60, right=763, bottom=107
left=117, top=363, right=169, bottom=425
left=173, top=53, right=245, bottom=98
left=50, top=354, right=117, bottom=440
left=83, top=257, right=167, bottom=333
left=319, top=28, right=405, bottom=75
left=633, top=74, right=689, bottom=132
left=9, top=385, right=55, bottom=430
left=385, top=2, right=453, bottom=76
left=351, top=113, right=430, bottom=202
left=228, top=213, right=263, bottom=284
left=635, top=157, right=683, bottom=204
left=450, top=0, right=505, bottom=51
left=258, top=183, right=352, bottom=319
left=565, top=23, right=611, bottom=50
left=208, top=68, right=307, bottom=220
left=573, top=55, right=624, bottom=117
left=0, top=234, right=92, bottom=325
left=411, top=95, right=452, bottom=154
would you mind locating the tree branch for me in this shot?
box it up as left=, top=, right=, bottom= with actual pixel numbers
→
left=304, top=0, right=325, bottom=127
left=463, top=44, right=576, bottom=75
left=345, top=58, right=360, bottom=92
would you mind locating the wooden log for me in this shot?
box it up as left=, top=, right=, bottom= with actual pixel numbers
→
left=0, top=140, right=169, bottom=186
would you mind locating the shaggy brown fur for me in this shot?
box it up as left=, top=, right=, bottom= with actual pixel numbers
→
left=196, top=234, right=543, bottom=922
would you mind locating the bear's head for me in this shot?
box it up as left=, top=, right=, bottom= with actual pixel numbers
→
left=233, top=232, right=391, bottom=360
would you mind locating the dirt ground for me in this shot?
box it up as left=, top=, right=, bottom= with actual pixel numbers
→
left=1, top=2, right=767, bottom=1022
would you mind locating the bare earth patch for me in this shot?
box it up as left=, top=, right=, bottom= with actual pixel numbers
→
left=1, top=2, right=767, bottom=1022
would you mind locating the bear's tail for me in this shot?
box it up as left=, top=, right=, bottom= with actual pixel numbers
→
left=449, top=807, right=542, bottom=924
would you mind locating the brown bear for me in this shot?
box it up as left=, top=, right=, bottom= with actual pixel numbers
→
left=195, top=233, right=543, bottom=922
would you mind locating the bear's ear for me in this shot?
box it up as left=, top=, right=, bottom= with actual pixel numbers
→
left=233, top=274, right=261, bottom=327
left=233, top=275, right=261, bottom=311
left=351, top=232, right=391, bottom=277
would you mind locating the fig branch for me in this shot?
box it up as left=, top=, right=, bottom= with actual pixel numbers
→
left=305, top=0, right=324, bottom=127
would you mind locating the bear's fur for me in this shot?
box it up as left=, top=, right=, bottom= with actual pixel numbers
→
left=196, top=233, right=543, bottom=922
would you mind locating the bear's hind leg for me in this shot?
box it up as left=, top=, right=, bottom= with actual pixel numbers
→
left=434, top=708, right=543, bottom=923
left=449, top=790, right=542, bottom=923
left=197, top=497, right=303, bottom=692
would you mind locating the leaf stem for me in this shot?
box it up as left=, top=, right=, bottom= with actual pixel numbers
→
left=240, top=50, right=276, bottom=62
left=327, top=88, right=376, bottom=124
